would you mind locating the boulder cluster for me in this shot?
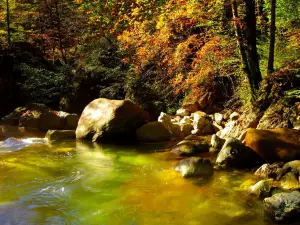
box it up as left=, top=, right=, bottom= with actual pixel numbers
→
left=0, top=103, right=79, bottom=141
left=146, top=104, right=300, bottom=224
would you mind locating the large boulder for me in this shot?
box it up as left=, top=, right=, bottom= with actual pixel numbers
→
left=174, top=157, right=213, bottom=178
left=244, top=128, right=300, bottom=162
left=39, top=112, right=63, bottom=131
left=1, top=103, right=79, bottom=131
left=45, top=130, right=76, bottom=141
left=76, top=98, right=149, bottom=142
left=264, top=191, right=300, bottom=223
left=136, top=122, right=171, bottom=142
left=215, top=138, right=264, bottom=168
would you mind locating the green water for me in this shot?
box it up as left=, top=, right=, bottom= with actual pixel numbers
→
left=0, top=140, right=276, bottom=225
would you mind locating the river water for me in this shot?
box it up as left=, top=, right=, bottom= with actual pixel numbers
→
left=0, top=139, right=277, bottom=225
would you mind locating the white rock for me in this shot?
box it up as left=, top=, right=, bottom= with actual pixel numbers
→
left=180, top=116, right=192, bottom=125
left=218, top=121, right=237, bottom=139
left=158, top=112, right=183, bottom=138
left=192, top=115, right=214, bottom=135
left=176, top=108, right=190, bottom=117
left=193, top=111, right=207, bottom=121
left=158, top=112, right=173, bottom=132
left=214, top=113, right=223, bottom=125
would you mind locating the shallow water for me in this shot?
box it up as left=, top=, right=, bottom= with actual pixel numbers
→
left=0, top=140, right=277, bottom=225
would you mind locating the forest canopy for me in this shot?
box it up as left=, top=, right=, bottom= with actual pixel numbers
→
left=0, top=0, right=299, bottom=117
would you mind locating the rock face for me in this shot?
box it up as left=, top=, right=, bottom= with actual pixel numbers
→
left=1, top=103, right=79, bottom=131
left=76, top=98, right=149, bottom=142
left=171, top=139, right=209, bottom=156
left=216, top=138, right=264, bottom=168
left=45, top=130, right=76, bottom=141
left=264, top=191, right=300, bottom=223
left=244, top=128, right=300, bottom=162
left=257, top=101, right=300, bottom=130
left=175, top=157, right=213, bottom=177
left=136, top=122, right=171, bottom=142
left=217, top=106, right=263, bottom=139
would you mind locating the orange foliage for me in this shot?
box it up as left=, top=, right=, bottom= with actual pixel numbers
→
left=117, top=0, right=239, bottom=97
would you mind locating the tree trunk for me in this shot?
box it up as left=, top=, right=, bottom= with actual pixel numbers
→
left=244, top=0, right=262, bottom=90
left=267, top=0, right=276, bottom=75
left=231, top=0, right=253, bottom=88
left=54, top=1, right=67, bottom=63
left=6, top=0, right=11, bottom=47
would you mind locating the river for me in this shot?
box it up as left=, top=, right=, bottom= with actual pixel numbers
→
left=0, top=139, right=276, bottom=225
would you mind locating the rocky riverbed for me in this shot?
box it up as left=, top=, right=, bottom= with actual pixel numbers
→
left=1, top=98, right=300, bottom=224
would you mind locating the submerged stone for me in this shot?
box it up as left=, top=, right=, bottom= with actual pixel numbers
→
left=171, top=139, right=209, bottom=156
left=174, top=157, right=213, bottom=178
